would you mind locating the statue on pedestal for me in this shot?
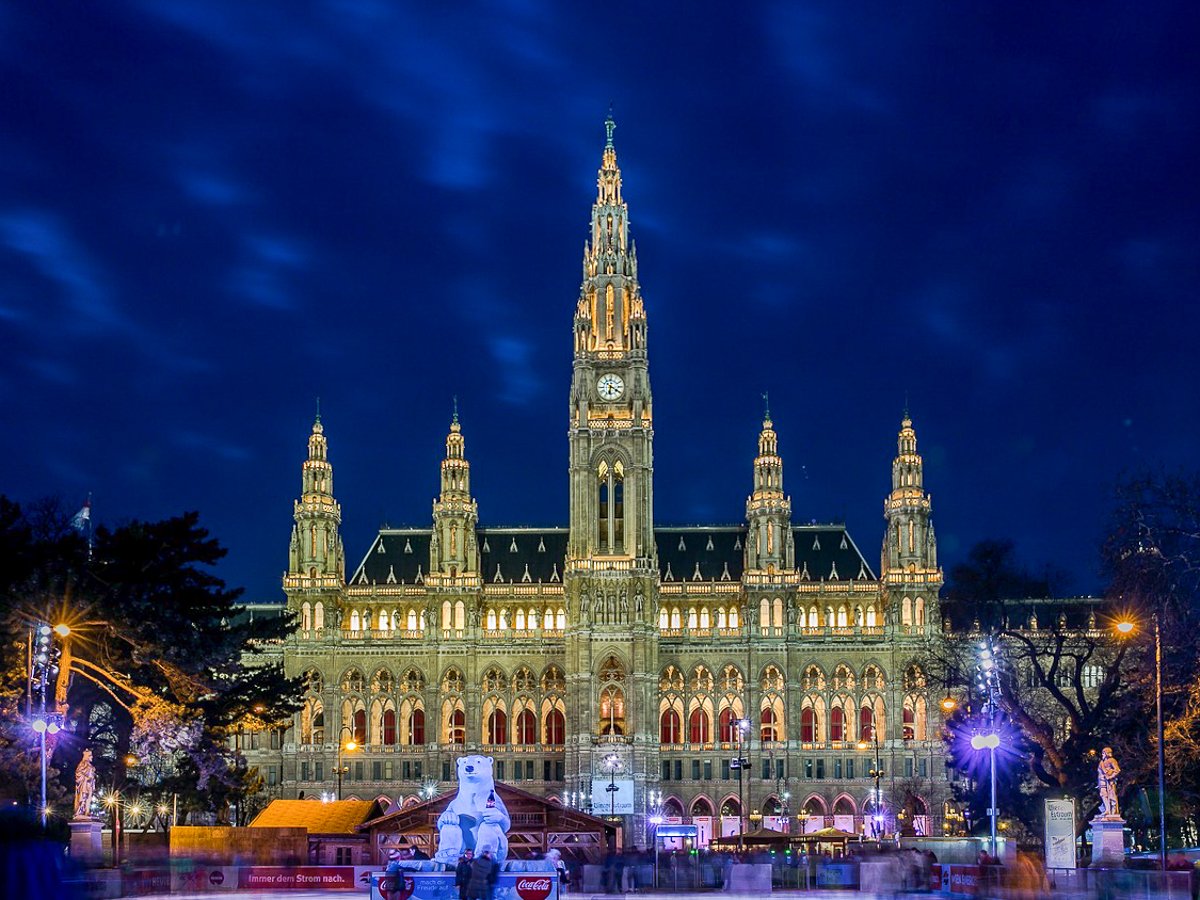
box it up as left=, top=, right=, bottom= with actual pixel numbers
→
left=73, top=749, right=96, bottom=820
left=1097, top=747, right=1121, bottom=819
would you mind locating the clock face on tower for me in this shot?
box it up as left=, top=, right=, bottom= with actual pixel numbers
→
left=597, top=373, right=624, bottom=401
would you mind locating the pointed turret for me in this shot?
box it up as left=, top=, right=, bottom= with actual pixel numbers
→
left=573, top=111, right=647, bottom=358
left=745, top=400, right=794, bottom=575
left=286, top=413, right=345, bottom=584
left=430, top=406, right=479, bottom=582
left=881, top=413, right=941, bottom=633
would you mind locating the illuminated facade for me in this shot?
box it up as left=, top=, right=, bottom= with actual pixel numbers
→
left=252, top=116, right=951, bottom=842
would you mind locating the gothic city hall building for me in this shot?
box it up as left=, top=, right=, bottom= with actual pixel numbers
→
left=250, top=117, right=949, bottom=844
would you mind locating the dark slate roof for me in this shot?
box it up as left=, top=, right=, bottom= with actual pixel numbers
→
left=655, top=526, right=744, bottom=582
left=349, top=528, right=570, bottom=586
left=350, top=529, right=432, bottom=586
left=479, top=528, right=568, bottom=585
left=941, top=596, right=1106, bottom=632
left=791, top=525, right=876, bottom=582
left=349, top=523, right=876, bottom=587
left=653, top=524, right=876, bottom=583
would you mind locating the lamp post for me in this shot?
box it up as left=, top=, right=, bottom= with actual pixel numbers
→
left=29, top=621, right=69, bottom=828
left=104, top=791, right=122, bottom=867
left=603, top=753, right=621, bottom=817
left=974, top=637, right=1002, bottom=858
left=334, top=728, right=358, bottom=801
left=735, top=717, right=750, bottom=848
left=1116, top=614, right=1166, bottom=871
left=856, top=732, right=884, bottom=839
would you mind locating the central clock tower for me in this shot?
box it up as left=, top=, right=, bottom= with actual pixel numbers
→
left=564, top=113, right=660, bottom=835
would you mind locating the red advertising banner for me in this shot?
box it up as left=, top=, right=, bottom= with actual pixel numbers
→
left=237, top=866, right=359, bottom=890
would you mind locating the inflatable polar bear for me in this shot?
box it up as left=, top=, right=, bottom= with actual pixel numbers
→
left=433, top=755, right=511, bottom=866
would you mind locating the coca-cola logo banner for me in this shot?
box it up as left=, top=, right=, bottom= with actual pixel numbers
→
left=515, top=876, right=553, bottom=900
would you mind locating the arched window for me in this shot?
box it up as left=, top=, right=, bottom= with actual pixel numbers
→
left=759, top=598, right=770, bottom=634
left=450, top=708, right=465, bottom=745
left=515, top=709, right=537, bottom=745
left=661, top=709, right=681, bottom=744
left=409, top=707, right=425, bottom=745
left=314, top=601, right=324, bottom=629
left=859, top=706, right=874, bottom=742
left=486, top=609, right=497, bottom=630
left=903, top=704, right=915, bottom=741
left=301, top=602, right=311, bottom=631
left=383, top=709, right=397, bottom=745
left=773, top=597, right=784, bottom=627
left=830, top=706, right=845, bottom=742
left=453, top=600, right=465, bottom=630
left=658, top=608, right=669, bottom=629
left=408, top=608, right=419, bottom=631
left=718, top=707, right=736, bottom=743
left=350, top=610, right=361, bottom=632
left=516, top=609, right=526, bottom=630
left=441, top=600, right=452, bottom=630
left=760, top=707, right=778, bottom=742
left=545, top=708, right=565, bottom=746
left=353, top=708, right=367, bottom=745
left=801, top=707, right=816, bottom=743
left=807, top=606, right=819, bottom=628
left=688, top=708, right=710, bottom=744
left=599, top=687, right=625, bottom=734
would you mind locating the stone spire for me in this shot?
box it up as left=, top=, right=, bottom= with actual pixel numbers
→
left=431, top=410, right=478, bottom=581
left=882, top=413, right=941, bottom=631
left=286, top=414, right=344, bottom=583
left=574, top=111, right=647, bottom=358
left=745, top=407, right=793, bottom=574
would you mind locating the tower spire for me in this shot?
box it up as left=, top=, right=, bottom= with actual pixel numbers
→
left=285, top=413, right=344, bottom=584
left=431, top=410, right=478, bottom=583
left=745, top=411, right=793, bottom=574
left=605, top=105, right=616, bottom=149
left=882, top=412, right=940, bottom=631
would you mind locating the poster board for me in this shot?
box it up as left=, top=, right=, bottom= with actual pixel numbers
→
left=1044, top=798, right=1076, bottom=869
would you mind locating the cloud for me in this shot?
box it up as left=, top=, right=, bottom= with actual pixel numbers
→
left=488, top=335, right=541, bottom=405
left=0, top=209, right=122, bottom=334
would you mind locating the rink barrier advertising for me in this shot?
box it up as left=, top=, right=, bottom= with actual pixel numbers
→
left=370, top=870, right=559, bottom=900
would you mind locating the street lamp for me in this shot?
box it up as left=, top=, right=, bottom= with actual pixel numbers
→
left=603, top=753, right=621, bottom=817
left=30, top=621, right=69, bottom=828
left=1116, top=615, right=1166, bottom=871
left=974, top=637, right=1002, bottom=858
left=734, top=717, right=751, bottom=848
left=856, top=733, right=885, bottom=839
left=334, top=729, right=358, bottom=801
left=103, top=791, right=123, bottom=867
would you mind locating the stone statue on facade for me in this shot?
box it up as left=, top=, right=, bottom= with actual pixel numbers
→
left=74, top=749, right=96, bottom=819
left=1097, top=747, right=1121, bottom=818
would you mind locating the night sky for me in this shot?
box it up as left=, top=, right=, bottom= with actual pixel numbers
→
left=4, top=2, right=1197, bottom=602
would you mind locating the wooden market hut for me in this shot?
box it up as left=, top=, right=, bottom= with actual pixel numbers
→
left=359, top=783, right=616, bottom=866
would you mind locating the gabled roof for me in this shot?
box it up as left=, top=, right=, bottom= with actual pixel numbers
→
left=479, top=528, right=569, bottom=586
left=250, top=799, right=383, bottom=835
left=350, top=528, right=431, bottom=587
left=348, top=522, right=877, bottom=587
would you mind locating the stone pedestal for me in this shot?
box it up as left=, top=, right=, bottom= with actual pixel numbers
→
left=69, top=817, right=104, bottom=864
left=1090, top=816, right=1126, bottom=867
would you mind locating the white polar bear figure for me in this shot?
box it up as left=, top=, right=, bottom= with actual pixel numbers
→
left=433, top=755, right=511, bottom=866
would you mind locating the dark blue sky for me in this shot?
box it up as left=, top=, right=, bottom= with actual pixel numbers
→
left=4, top=2, right=1197, bottom=601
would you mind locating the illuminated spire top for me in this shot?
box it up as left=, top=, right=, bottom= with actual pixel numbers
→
left=605, top=106, right=616, bottom=149
left=451, top=394, right=459, bottom=429
left=762, top=391, right=772, bottom=427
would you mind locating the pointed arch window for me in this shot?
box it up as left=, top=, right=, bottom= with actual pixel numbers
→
left=760, top=707, right=779, bottom=742
left=718, top=708, right=737, bottom=743
left=660, top=709, right=681, bottom=744
left=450, top=708, right=465, bottom=745
left=830, top=706, right=845, bottom=743
left=597, top=460, right=625, bottom=553
left=408, top=706, right=426, bottom=745
left=688, top=707, right=710, bottom=744
left=515, top=709, right=537, bottom=745
left=545, top=708, right=565, bottom=746
left=801, top=707, right=816, bottom=743
left=859, top=706, right=875, bottom=742
left=352, top=708, right=367, bottom=745
left=383, top=709, right=397, bottom=745
left=599, top=687, right=625, bottom=735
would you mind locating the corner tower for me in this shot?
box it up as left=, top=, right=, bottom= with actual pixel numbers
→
left=881, top=413, right=941, bottom=635
left=428, top=407, right=480, bottom=588
left=283, top=414, right=345, bottom=629
left=564, top=114, right=659, bottom=834
left=745, top=402, right=794, bottom=575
